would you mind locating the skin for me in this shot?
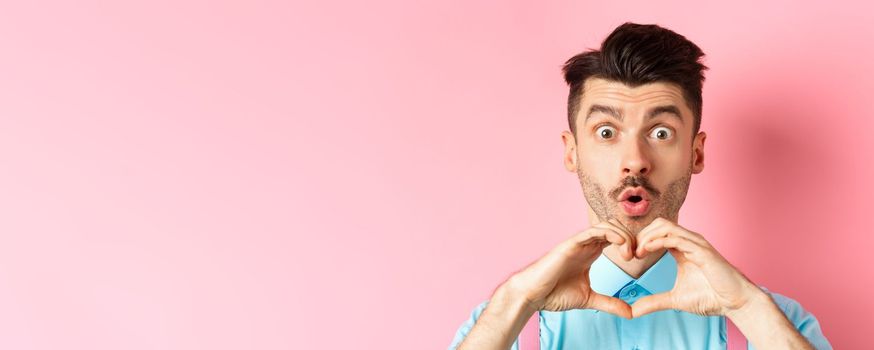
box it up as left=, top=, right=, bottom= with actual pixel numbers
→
left=457, top=77, right=816, bottom=350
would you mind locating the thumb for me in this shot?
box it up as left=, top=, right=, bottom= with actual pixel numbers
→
left=586, top=292, right=632, bottom=319
left=631, top=292, right=673, bottom=318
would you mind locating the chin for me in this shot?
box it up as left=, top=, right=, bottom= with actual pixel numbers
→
left=619, top=215, right=655, bottom=234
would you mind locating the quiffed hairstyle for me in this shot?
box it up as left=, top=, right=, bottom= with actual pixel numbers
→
left=562, top=22, right=708, bottom=137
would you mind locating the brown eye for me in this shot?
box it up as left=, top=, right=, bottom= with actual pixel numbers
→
left=595, top=125, right=616, bottom=139
left=650, top=126, right=673, bottom=140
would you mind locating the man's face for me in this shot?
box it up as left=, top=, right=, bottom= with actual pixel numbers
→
left=561, top=77, right=706, bottom=235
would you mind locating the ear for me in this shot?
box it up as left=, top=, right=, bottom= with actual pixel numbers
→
left=561, top=130, right=578, bottom=172
left=691, top=131, right=706, bottom=174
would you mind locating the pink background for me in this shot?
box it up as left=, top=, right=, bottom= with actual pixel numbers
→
left=0, top=0, right=870, bottom=349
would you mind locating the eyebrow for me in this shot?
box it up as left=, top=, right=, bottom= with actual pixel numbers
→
left=584, top=104, right=685, bottom=125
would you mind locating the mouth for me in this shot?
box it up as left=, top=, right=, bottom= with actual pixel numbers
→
left=618, top=187, right=651, bottom=217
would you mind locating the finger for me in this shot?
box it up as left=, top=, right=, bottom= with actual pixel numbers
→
left=639, top=218, right=709, bottom=250
left=583, top=223, right=635, bottom=251
left=586, top=292, right=632, bottom=319
left=608, top=219, right=636, bottom=261
left=635, top=221, right=707, bottom=258
left=607, top=218, right=633, bottom=236
left=631, top=292, right=673, bottom=318
left=643, top=236, right=707, bottom=265
left=596, top=220, right=635, bottom=261
left=681, top=230, right=710, bottom=248
left=635, top=219, right=671, bottom=257
left=606, top=218, right=635, bottom=246
left=529, top=228, right=623, bottom=290
left=520, top=226, right=642, bottom=303
left=634, top=231, right=668, bottom=258
left=569, top=226, right=626, bottom=247
left=596, top=219, right=636, bottom=252
left=556, top=227, right=626, bottom=264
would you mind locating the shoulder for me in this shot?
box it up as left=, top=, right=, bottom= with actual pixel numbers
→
left=750, top=286, right=833, bottom=350
left=447, top=300, right=521, bottom=350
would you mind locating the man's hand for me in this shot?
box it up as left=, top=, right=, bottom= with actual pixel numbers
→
left=504, top=219, right=636, bottom=318
left=630, top=217, right=818, bottom=349
left=631, top=217, right=761, bottom=317
left=457, top=219, right=638, bottom=350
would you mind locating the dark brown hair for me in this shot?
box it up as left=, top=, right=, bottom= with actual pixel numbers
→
left=562, top=22, right=708, bottom=137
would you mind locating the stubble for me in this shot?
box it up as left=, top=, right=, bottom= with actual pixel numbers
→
left=576, top=163, right=692, bottom=235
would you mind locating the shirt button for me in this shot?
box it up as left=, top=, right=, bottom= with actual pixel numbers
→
left=629, top=289, right=637, bottom=297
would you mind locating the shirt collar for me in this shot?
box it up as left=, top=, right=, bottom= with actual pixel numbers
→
left=589, top=250, right=677, bottom=297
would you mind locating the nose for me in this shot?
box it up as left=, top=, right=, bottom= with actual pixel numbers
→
left=621, top=137, right=652, bottom=177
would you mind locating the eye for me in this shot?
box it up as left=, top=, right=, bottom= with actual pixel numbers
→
left=649, top=126, right=673, bottom=140
left=595, top=125, right=617, bottom=140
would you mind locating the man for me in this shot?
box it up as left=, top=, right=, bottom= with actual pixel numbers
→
left=448, top=22, right=831, bottom=350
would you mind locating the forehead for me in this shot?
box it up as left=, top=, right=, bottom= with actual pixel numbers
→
left=579, top=77, right=692, bottom=123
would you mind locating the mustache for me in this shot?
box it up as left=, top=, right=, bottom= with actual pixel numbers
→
left=609, top=176, right=661, bottom=200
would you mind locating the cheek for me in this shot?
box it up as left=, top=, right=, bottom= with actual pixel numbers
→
left=579, top=149, right=620, bottom=179
left=579, top=141, right=620, bottom=164
left=651, top=147, right=693, bottom=177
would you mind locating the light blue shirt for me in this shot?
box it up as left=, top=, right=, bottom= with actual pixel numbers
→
left=449, top=251, right=832, bottom=350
